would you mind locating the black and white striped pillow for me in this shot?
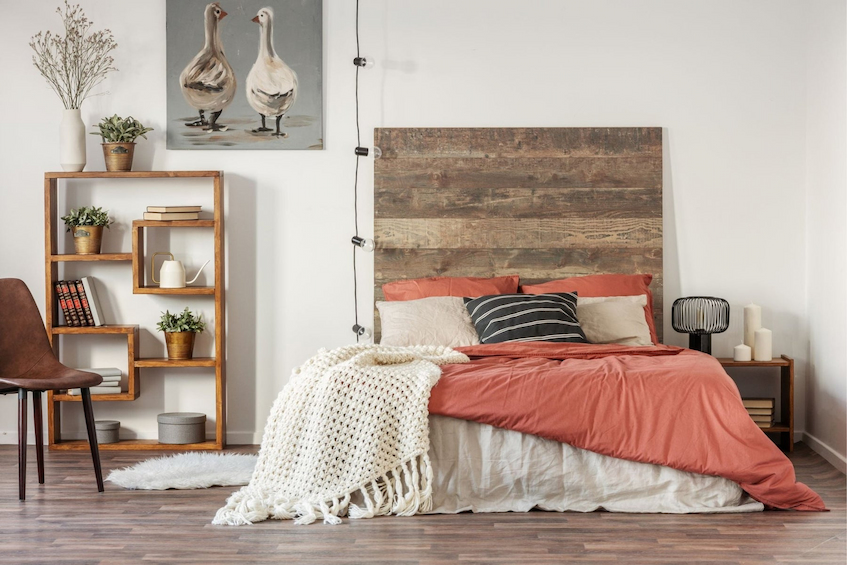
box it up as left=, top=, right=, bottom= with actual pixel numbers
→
left=463, top=293, right=588, bottom=344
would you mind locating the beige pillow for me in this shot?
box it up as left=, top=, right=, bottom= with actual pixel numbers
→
left=377, top=296, right=480, bottom=347
left=577, top=295, right=653, bottom=346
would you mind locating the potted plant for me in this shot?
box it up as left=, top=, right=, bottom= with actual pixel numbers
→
left=157, top=307, right=206, bottom=360
left=30, top=1, right=118, bottom=172
left=91, top=115, right=153, bottom=172
left=61, top=206, right=113, bottom=254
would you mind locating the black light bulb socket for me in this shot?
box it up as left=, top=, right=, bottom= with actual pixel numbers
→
left=352, top=324, right=368, bottom=336
left=355, top=146, right=382, bottom=158
left=353, top=57, right=369, bottom=67
left=351, top=236, right=375, bottom=251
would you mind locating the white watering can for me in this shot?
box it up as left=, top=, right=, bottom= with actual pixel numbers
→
left=152, top=252, right=211, bottom=288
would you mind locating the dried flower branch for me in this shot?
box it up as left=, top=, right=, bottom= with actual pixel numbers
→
left=29, top=1, right=118, bottom=109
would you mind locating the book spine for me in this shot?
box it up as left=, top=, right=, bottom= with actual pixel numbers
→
left=81, top=277, right=105, bottom=326
left=55, top=282, right=71, bottom=326
left=67, top=280, right=88, bottom=326
left=59, top=281, right=81, bottom=327
left=75, top=280, right=96, bottom=326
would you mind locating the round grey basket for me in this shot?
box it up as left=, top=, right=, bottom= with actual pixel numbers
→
left=157, top=412, right=206, bottom=444
left=95, top=420, right=120, bottom=444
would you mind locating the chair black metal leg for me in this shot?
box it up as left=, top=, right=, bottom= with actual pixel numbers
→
left=80, top=388, right=104, bottom=493
left=18, top=389, right=27, bottom=501
left=32, top=391, right=44, bottom=484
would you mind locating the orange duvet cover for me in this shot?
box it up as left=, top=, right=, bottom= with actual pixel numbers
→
left=428, top=343, right=825, bottom=511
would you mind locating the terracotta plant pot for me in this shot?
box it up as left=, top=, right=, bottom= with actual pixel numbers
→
left=165, top=331, right=196, bottom=360
left=102, top=142, right=135, bottom=172
left=71, top=225, right=103, bottom=254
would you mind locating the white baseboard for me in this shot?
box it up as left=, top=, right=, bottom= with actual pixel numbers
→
left=226, top=431, right=262, bottom=445
left=0, top=431, right=45, bottom=445
left=799, top=431, right=847, bottom=474
left=0, top=430, right=261, bottom=446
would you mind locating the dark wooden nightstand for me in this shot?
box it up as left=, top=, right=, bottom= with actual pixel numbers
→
left=717, top=355, right=794, bottom=452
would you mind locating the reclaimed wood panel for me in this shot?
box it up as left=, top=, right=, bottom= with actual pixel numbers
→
left=377, top=127, right=663, bottom=159
left=374, top=156, right=662, bottom=190
left=374, top=127, right=663, bottom=341
left=375, top=187, right=662, bottom=219
left=375, top=218, right=662, bottom=249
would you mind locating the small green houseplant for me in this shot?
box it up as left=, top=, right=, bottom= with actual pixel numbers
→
left=91, top=115, right=153, bottom=172
left=157, top=307, right=206, bottom=360
left=60, top=206, right=113, bottom=254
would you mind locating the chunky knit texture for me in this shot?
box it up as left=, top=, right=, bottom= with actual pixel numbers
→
left=213, top=344, right=469, bottom=526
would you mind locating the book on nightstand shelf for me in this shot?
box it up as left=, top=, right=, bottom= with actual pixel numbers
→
left=743, top=398, right=774, bottom=428
left=743, top=398, right=774, bottom=409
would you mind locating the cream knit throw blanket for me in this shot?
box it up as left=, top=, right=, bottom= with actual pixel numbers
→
left=213, top=344, right=469, bottom=526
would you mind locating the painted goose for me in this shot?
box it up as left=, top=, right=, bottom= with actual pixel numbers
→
left=247, top=7, right=298, bottom=137
left=179, top=2, right=236, bottom=132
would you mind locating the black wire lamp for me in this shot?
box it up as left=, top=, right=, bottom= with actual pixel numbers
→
left=671, top=297, right=730, bottom=354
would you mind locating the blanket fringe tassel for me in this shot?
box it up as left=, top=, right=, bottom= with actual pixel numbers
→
left=212, top=453, right=434, bottom=526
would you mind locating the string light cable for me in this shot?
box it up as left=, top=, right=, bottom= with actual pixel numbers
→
left=351, top=0, right=377, bottom=341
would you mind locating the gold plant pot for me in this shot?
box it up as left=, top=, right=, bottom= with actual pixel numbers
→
left=102, top=142, right=135, bottom=172
left=165, top=331, right=196, bottom=360
left=72, top=225, right=103, bottom=255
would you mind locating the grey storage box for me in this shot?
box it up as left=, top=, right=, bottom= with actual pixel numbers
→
left=157, top=412, right=206, bottom=444
left=95, top=420, right=120, bottom=444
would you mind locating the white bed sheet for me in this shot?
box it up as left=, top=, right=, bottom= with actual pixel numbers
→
left=427, top=415, right=764, bottom=514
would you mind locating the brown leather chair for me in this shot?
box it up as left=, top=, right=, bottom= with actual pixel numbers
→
left=0, top=278, right=104, bottom=500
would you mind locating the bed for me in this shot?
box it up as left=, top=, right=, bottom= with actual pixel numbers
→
left=215, top=128, right=823, bottom=526
left=372, top=127, right=824, bottom=514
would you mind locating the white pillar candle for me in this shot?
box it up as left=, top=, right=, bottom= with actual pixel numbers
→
left=733, top=344, right=752, bottom=362
left=753, top=328, right=773, bottom=361
left=743, top=303, right=762, bottom=354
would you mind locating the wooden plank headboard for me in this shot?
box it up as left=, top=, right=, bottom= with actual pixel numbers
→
left=373, top=127, right=663, bottom=342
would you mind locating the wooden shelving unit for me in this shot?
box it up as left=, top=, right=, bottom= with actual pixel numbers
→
left=718, top=355, right=794, bottom=452
left=44, top=170, right=226, bottom=451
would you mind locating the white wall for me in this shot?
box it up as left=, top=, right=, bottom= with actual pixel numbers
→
left=0, top=1, right=829, bottom=446
left=803, top=0, right=847, bottom=472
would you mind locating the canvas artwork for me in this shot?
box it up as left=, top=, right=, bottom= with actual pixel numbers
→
left=166, top=1, right=322, bottom=150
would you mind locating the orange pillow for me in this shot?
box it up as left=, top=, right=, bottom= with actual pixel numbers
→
left=520, top=274, right=658, bottom=344
left=383, top=275, right=520, bottom=301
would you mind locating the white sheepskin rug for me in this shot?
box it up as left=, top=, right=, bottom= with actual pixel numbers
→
left=107, top=453, right=257, bottom=490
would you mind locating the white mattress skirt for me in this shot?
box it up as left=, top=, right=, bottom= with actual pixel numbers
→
left=427, top=415, right=763, bottom=514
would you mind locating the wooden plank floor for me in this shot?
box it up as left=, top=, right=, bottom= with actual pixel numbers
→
left=0, top=443, right=842, bottom=564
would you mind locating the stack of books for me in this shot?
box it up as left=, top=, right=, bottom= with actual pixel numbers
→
left=143, top=205, right=202, bottom=221
left=69, top=368, right=123, bottom=395
left=743, top=398, right=775, bottom=429
left=55, top=277, right=105, bottom=327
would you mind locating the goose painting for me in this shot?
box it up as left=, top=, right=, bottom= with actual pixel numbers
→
left=247, top=7, right=298, bottom=137
left=167, top=0, right=323, bottom=150
left=179, top=2, right=237, bottom=132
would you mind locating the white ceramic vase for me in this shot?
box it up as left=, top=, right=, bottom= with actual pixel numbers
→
left=60, top=108, right=86, bottom=172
